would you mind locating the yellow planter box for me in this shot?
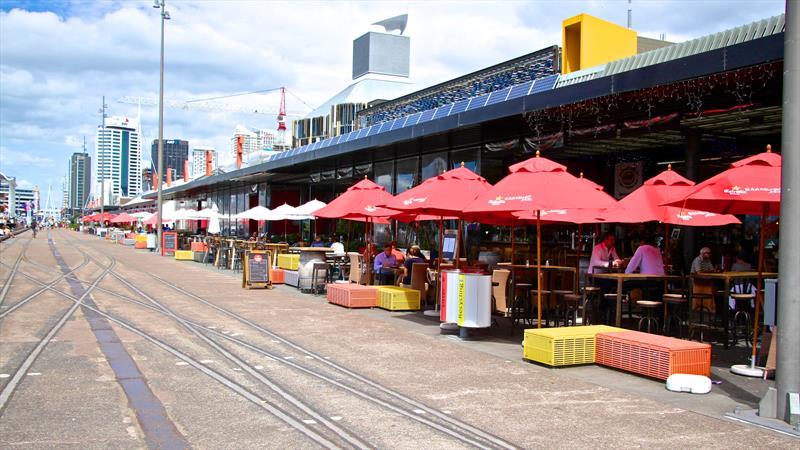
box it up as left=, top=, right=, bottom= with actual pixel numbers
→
left=174, top=250, right=193, bottom=261
left=277, top=254, right=300, bottom=270
left=523, top=325, right=624, bottom=367
left=376, top=286, right=420, bottom=311
left=134, top=234, right=148, bottom=243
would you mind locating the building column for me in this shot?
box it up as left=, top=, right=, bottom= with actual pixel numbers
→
left=682, top=129, right=701, bottom=270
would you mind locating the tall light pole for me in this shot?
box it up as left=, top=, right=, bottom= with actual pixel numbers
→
left=154, top=0, right=170, bottom=252
left=99, top=96, right=107, bottom=219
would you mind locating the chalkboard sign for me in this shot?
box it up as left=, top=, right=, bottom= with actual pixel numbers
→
left=243, top=250, right=272, bottom=289
left=162, top=232, right=178, bottom=256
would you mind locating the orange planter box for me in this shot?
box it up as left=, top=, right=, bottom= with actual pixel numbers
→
left=134, top=241, right=147, bottom=249
left=326, top=283, right=378, bottom=308
left=270, top=268, right=285, bottom=284
left=595, top=331, right=711, bottom=380
left=190, top=242, right=208, bottom=252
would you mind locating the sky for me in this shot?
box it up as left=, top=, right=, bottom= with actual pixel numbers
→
left=0, top=0, right=787, bottom=207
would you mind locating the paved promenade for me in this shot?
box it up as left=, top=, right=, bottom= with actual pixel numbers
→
left=0, top=230, right=795, bottom=448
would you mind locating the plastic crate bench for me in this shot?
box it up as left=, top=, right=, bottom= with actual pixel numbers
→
left=283, top=270, right=300, bottom=288
left=277, top=254, right=300, bottom=270
left=595, top=331, right=711, bottom=380
left=327, top=283, right=378, bottom=308
left=376, top=286, right=420, bottom=311
left=174, top=250, right=193, bottom=261
left=270, top=268, right=285, bottom=284
left=134, top=241, right=147, bottom=249
left=193, top=251, right=206, bottom=263
left=523, top=325, right=624, bottom=367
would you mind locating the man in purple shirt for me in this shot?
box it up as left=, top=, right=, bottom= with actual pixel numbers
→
left=373, top=243, right=398, bottom=285
left=624, top=234, right=666, bottom=301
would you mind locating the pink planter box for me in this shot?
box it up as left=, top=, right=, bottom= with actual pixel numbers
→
left=327, top=283, right=378, bottom=308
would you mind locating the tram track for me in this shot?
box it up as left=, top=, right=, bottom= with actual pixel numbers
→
left=0, top=235, right=114, bottom=413
left=0, top=237, right=32, bottom=308
left=61, top=232, right=519, bottom=450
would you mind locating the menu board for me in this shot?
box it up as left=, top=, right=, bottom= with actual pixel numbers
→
left=243, top=250, right=272, bottom=289
left=162, top=232, right=178, bottom=256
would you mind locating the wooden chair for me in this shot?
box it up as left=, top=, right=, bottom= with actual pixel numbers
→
left=491, top=269, right=511, bottom=316
left=401, top=263, right=429, bottom=304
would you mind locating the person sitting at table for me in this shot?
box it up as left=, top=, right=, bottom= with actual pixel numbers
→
left=310, top=234, right=326, bottom=247
left=373, top=243, right=398, bottom=285
left=690, top=247, right=715, bottom=273
left=625, top=234, right=665, bottom=275
left=589, top=232, right=622, bottom=273
left=401, top=245, right=428, bottom=285
left=730, top=253, right=752, bottom=272
left=248, top=232, right=258, bottom=242
left=330, top=236, right=345, bottom=255
left=390, top=240, right=405, bottom=265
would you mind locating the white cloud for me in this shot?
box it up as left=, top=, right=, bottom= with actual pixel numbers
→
left=0, top=0, right=787, bottom=193
left=1, top=146, right=55, bottom=167
left=16, top=179, right=34, bottom=189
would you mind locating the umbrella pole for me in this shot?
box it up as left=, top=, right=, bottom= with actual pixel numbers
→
left=455, top=219, right=462, bottom=268
left=751, top=206, right=768, bottom=368
left=537, top=210, right=542, bottom=328
left=576, top=224, right=582, bottom=289
left=283, top=219, right=287, bottom=243
left=510, top=220, right=515, bottom=264
left=664, top=223, right=670, bottom=267
left=437, top=217, right=445, bottom=312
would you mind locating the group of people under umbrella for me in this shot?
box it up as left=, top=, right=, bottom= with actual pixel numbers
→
left=312, top=147, right=781, bottom=364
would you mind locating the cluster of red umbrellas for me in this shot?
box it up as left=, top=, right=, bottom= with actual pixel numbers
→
left=314, top=147, right=782, bottom=335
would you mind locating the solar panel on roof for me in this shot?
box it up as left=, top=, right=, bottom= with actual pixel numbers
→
left=433, top=104, right=453, bottom=119
left=466, top=93, right=490, bottom=111
left=530, top=74, right=559, bottom=94
left=342, top=131, right=354, bottom=142
left=449, top=98, right=471, bottom=115
left=417, top=108, right=436, bottom=123
left=354, top=128, right=366, bottom=139
left=366, top=125, right=380, bottom=136
left=404, top=112, right=423, bottom=126
left=507, top=81, right=534, bottom=100
left=485, top=87, right=512, bottom=106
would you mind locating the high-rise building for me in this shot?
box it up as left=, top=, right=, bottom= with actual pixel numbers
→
left=192, top=146, right=217, bottom=179
left=151, top=139, right=189, bottom=182
left=68, top=152, right=91, bottom=214
left=230, top=126, right=276, bottom=162
left=0, top=176, right=35, bottom=218
left=142, top=168, right=154, bottom=192
left=96, top=116, right=141, bottom=202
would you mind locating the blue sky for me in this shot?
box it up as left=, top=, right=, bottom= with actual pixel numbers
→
left=0, top=0, right=787, bottom=206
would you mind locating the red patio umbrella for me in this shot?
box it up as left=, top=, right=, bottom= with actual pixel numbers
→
left=314, top=177, right=401, bottom=284
left=110, top=212, right=138, bottom=224
left=663, top=145, right=781, bottom=368
left=464, top=151, right=618, bottom=327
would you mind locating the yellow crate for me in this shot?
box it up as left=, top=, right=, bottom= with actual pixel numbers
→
left=134, top=234, right=148, bottom=243
left=376, top=286, right=420, bottom=311
left=277, top=254, right=299, bottom=270
left=523, top=325, right=624, bottom=367
left=174, top=250, right=193, bottom=261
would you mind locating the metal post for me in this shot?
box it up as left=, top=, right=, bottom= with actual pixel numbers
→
left=682, top=129, right=700, bottom=271
left=776, top=0, right=800, bottom=424
left=155, top=0, right=168, bottom=253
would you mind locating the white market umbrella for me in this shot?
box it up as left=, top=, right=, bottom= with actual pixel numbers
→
left=268, top=203, right=299, bottom=242
left=286, top=199, right=327, bottom=220
left=234, top=206, right=275, bottom=221
left=130, top=211, right=153, bottom=219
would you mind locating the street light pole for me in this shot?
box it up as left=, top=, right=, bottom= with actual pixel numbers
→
left=154, top=0, right=170, bottom=253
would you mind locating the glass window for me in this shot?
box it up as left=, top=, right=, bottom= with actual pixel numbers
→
left=450, top=147, right=479, bottom=173
left=421, top=152, right=447, bottom=181
left=374, top=160, right=394, bottom=194
left=395, top=157, right=418, bottom=194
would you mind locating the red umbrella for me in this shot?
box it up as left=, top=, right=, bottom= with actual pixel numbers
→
left=144, top=214, right=174, bottom=226
left=314, top=177, right=400, bottom=284
left=386, top=164, right=492, bottom=216
left=82, top=214, right=96, bottom=223
left=616, top=165, right=740, bottom=226
left=464, top=151, right=618, bottom=327
left=663, top=146, right=781, bottom=368
left=110, top=213, right=138, bottom=224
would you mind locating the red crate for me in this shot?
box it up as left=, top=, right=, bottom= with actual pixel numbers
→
left=595, top=331, right=711, bottom=380
left=326, top=283, right=378, bottom=308
left=270, top=268, right=285, bottom=284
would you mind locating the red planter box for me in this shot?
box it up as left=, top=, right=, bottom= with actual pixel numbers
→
left=326, top=283, right=378, bottom=308
left=595, top=331, right=711, bottom=380
left=270, top=268, right=285, bottom=284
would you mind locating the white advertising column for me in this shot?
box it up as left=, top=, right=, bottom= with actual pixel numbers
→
left=440, top=270, right=492, bottom=338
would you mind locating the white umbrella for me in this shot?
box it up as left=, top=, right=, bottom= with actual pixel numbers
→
left=130, top=211, right=153, bottom=219
left=234, top=206, right=275, bottom=221
left=269, top=203, right=297, bottom=220
left=285, top=199, right=327, bottom=220
left=172, top=209, right=200, bottom=220
left=196, top=208, right=222, bottom=220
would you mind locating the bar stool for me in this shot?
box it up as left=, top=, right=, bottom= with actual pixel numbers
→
left=637, top=300, right=662, bottom=334
left=513, top=283, right=533, bottom=326
left=603, top=293, right=628, bottom=325
left=560, top=293, right=583, bottom=326
left=529, top=288, right=552, bottom=327
left=662, top=293, right=688, bottom=337
left=582, top=286, right=601, bottom=325
left=731, top=293, right=755, bottom=347
left=551, top=289, right=575, bottom=326
left=311, top=262, right=330, bottom=295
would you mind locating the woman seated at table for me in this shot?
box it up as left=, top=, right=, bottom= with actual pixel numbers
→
left=400, top=245, right=428, bottom=285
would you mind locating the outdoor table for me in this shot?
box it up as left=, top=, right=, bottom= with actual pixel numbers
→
left=588, top=273, right=680, bottom=327
left=691, top=271, right=777, bottom=349
left=508, top=264, right=577, bottom=329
